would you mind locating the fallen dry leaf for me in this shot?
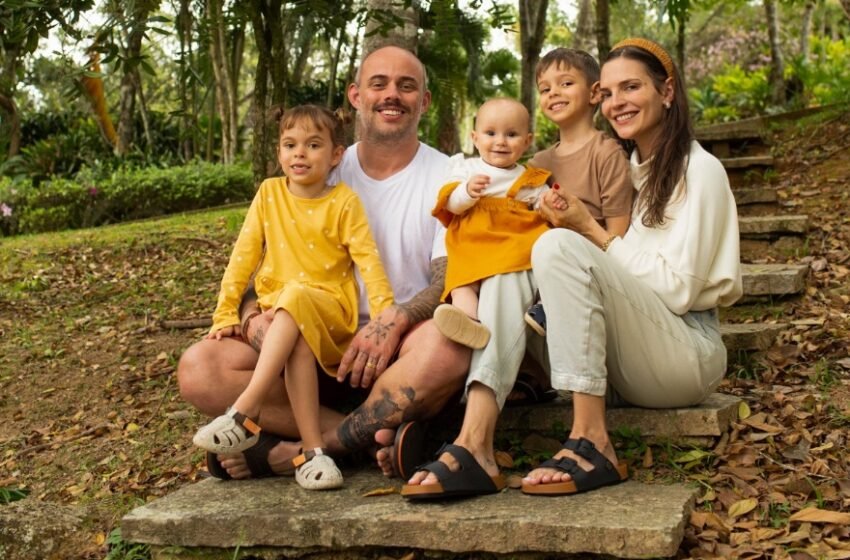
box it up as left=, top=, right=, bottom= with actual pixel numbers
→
left=728, top=498, right=759, bottom=518
left=789, top=507, right=850, bottom=525
left=361, top=487, right=398, bottom=497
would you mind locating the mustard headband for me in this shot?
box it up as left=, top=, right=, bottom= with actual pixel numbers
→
left=611, top=38, right=675, bottom=79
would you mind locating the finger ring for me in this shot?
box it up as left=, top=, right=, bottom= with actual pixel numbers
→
left=366, top=359, right=377, bottom=368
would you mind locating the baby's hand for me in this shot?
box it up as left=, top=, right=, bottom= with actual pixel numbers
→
left=547, top=184, right=569, bottom=210
left=467, top=174, right=490, bottom=198
left=206, top=325, right=241, bottom=340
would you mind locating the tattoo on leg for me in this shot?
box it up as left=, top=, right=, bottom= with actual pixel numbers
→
left=337, top=387, right=419, bottom=451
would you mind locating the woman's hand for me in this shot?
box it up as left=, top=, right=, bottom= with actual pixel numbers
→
left=539, top=187, right=596, bottom=233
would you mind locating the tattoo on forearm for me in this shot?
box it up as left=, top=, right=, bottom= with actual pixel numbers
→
left=249, top=325, right=264, bottom=353
left=336, top=386, right=420, bottom=451
left=396, top=257, right=447, bottom=325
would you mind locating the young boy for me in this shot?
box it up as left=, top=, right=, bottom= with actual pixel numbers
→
left=524, top=48, right=634, bottom=335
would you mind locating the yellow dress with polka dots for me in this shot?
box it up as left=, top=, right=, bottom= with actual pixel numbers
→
left=210, top=178, right=394, bottom=375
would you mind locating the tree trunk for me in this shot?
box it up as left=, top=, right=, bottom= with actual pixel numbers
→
left=364, top=0, right=418, bottom=53
left=519, top=0, right=549, bottom=135
left=841, top=0, right=850, bottom=20
left=764, top=0, right=786, bottom=105
left=436, top=96, right=460, bottom=155
left=207, top=0, right=238, bottom=164
left=133, top=68, right=154, bottom=148
left=327, top=25, right=346, bottom=108
left=116, top=71, right=137, bottom=156
left=572, top=0, right=594, bottom=53
left=675, top=18, right=686, bottom=84
left=176, top=0, right=195, bottom=160
left=250, top=0, right=288, bottom=183
left=290, top=14, right=315, bottom=87
left=0, top=93, right=21, bottom=158
left=0, top=43, right=22, bottom=157
left=800, top=0, right=815, bottom=62
left=594, top=0, right=610, bottom=63
left=115, top=1, right=154, bottom=157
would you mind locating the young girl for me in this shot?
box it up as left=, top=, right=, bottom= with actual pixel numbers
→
left=193, top=105, right=394, bottom=491
left=430, top=97, right=550, bottom=350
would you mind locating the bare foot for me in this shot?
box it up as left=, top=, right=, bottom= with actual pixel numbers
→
left=374, top=427, right=396, bottom=477
left=406, top=439, right=498, bottom=486
left=216, top=439, right=301, bottom=480
left=522, top=439, right=618, bottom=487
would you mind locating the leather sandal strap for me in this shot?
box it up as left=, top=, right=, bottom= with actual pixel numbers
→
left=228, top=407, right=261, bottom=436
left=561, top=437, right=622, bottom=491
left=292, top=447, right=328, bottom=468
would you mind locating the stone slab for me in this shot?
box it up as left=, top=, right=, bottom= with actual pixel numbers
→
left=123, top=472, right=697, bottom=559
left=734, top=187, right=778, bottom=206
left=739, top=214, right=809, bottom=236
left=720, top=155, right=774, bottom=169
left=499, top=392, right=740, bottom=439
left=721, top=322, right=786, bottom=352
left=695, top=117, right=766, bottom=142
left=742, top=263, right=808, bottom=297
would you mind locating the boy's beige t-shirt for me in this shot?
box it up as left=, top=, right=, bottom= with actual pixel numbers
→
left=529, top=129, right=633, bottom=223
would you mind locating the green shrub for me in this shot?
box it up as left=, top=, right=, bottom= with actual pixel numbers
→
left=692, top=64, right=771, bottom=124
left=0, top=162, right=254, bottom=237
left=791, top=36, right=850, bottom=107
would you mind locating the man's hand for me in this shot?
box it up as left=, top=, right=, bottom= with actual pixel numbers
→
left=206, top=324, right=241, bottom=340
left=337, top=306, right=408, bottom=388
left=467, top=174, right=490, bottom=198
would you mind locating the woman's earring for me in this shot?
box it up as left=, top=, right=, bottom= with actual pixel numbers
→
left=664, top=101, right=671, bottom=109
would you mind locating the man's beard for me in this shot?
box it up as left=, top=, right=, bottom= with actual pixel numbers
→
left=360, top=102, right=419, bottom=144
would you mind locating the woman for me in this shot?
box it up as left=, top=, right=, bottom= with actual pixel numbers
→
left=522, top=37, right=743, bottom=495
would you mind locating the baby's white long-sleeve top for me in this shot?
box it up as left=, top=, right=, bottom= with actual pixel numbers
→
left=445, top=153, right=547, bottom=214
left=606, top=141, right=743, bottom=315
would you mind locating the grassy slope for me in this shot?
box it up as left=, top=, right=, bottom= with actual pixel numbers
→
left=0, top=207, right=249, bottom=554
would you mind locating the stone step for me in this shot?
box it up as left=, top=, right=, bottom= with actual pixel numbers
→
left=122, top=472, right=698, bottom=559
left=721, top=155, right=774, bottom=169
left=742, top=262, right=808, bottom=297
left=721, top=322, right=786, bottom=353
left=734, top=186, right=778, bottom=207
left=739, top=214, right=809, bottom=236
left=499, top=392, right=740, bottom=440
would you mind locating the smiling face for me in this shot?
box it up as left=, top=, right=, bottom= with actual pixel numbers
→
left=347, top=46, right=431, bottom=145
left=471, top=99, right=533, bottom=169
left=599, top=57, right=673, bottom=160
left=277, top=119, right=344, bottom=196
left=536, top=63, right=597, bottom=127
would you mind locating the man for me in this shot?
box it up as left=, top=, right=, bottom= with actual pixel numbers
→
left=177, top=45, right=470, bottom=479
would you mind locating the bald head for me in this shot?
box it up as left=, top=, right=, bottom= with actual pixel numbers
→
left=356, top=46, right=428, bottom=91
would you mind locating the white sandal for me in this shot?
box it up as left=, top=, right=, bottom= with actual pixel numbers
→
left=193, top=407, right=261, bottom=454
left=294, top=448, right=343, bottom=490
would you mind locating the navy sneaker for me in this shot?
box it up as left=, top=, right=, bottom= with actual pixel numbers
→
left=524, top=302, right=546, bottom=336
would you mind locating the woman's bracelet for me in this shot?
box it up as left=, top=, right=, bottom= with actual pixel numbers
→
left=601, top=235, right=618, bottom=252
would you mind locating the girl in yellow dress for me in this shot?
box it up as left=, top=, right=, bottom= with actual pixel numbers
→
left=193, top=105, right=394, bottom=490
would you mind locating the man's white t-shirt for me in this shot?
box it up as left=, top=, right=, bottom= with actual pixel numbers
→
left=330, top=142, right=448, bottom=325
